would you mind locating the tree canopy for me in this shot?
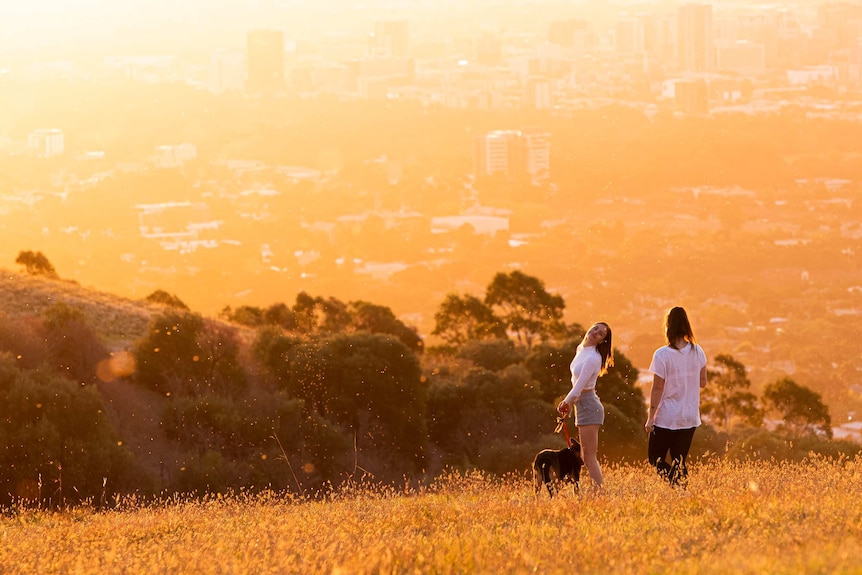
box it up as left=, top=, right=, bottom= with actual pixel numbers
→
left=702, top=354, right=763, bottom=432
left=15, top=250, right=58, bottom=278
left=485, top=270, right=565, bottom=349
left=763, top=377, right=832, bottom=439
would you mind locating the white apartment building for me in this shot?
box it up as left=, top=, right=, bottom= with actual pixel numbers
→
left=474, top=129, right=551, bottom=184
left=28, top=128, right=64, bottom=158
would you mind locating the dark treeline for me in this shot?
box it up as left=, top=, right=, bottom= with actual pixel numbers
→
left=1, top=265, right=858, bottom=508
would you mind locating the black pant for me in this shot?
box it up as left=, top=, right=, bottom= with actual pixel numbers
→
left=648, top=426, right=696, bottom=485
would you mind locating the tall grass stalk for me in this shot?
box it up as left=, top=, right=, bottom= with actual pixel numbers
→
left=1, top=457, right=860, bottom=574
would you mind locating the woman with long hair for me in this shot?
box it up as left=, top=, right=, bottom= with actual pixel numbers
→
left=644, top=306, right=708, bottom=486
left=557, top=322, right=614, bottom=491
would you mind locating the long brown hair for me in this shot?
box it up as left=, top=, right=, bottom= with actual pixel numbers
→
left=665, top=307, right=696, bottom=349
left=585, top=322, right=614, bottom=376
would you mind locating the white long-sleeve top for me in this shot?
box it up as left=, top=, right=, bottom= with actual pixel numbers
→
left=562, top=344, right=601, bottom=405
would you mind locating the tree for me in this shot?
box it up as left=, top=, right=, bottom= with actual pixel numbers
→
left=289, top=292, right=352, bottom=334
left=599, top=351, right=646, bottom=424
left=0, top=353, right=132, bottom=506
left=263, top=303, right=297, bottom=330
left=351, top=300, right=424, bottom=354
left=194, top=318, right=247, bottom=397
left=426, top=366, right=546, bottom=466
left=134, top=311, right=246, bottom=396
left=291, top=291, right=320, bottom=334
left=284, top=333, right=428, bottom=472
left=41, top=303, right=109, bottom=383
left=431, top=293, right=507, bottom=348
left=701, top=354, right=763, bottom=432
left=145, top=290, right=189, bottom=310
left=456, top=339, right=526, bottom=372
left=316, top=297, right=354, bottom=334
left=763, top=377, right=832, bottom=439
left=523, top=340, right=578, bottom=403
left=15, top=250, right=58, bottom=278
left=224, top=305, right=265, bottom=327
left=484, top=270, right=565, bottom=349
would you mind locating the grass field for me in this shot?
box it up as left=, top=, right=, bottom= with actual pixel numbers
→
left=1, top=457, right=861, bottom=574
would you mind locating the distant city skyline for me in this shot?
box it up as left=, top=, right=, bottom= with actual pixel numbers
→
left=1, top=1, right=827, bottom=58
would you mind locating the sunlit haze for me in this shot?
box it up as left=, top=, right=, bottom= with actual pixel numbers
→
left=2, top=0, right=862, bottom=427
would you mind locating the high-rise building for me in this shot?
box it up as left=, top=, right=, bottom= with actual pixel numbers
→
left=246, top=30, right=285, bottom=95
left=642, top=12, right=676, bottom=63
left=521, top=130, right=551, bottom=182
left=548, top=19, right=593, bottom=53
left=371, top=20, right=409, bottom=58
left=616, top=18, right=645, bottom=55
left=210, top=49, right=246, bottom=93
left=474, top=130, right=551, bottom=184
left=28, top=129, right=64, bottom=157
left=678, top=4, right=714, bottom=72
left=524, top=79, right=553, bottom=110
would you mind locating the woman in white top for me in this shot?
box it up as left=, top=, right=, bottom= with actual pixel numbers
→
left=644, top=307, right=708, bottom=486
left=557, top=322, right=614, bottom=490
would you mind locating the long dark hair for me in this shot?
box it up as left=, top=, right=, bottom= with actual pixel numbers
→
left=665, top=307, right=696, bottom=349
left=584, top=321, right=614, bottom=376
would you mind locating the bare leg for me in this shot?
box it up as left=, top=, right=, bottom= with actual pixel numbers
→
left=578, top=424, right=603, bottom=490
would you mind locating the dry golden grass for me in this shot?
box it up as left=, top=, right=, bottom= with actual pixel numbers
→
left=0, top=267, right=165, bottom=347
left=1, top=457, right=860, bottom=574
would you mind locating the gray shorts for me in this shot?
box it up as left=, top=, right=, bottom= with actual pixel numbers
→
left=575, top=390, right=605, bottom=427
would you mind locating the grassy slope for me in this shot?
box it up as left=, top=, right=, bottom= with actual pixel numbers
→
left=0, top=267, right=160, bottom=348
left=0, top=268, right=191, bottom=483
left=0, top=458, right=860, bottom=574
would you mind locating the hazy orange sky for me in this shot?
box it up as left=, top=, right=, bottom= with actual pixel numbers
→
left=2, top=0, right=766, bottom=56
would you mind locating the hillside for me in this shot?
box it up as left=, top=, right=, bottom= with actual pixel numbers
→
left=0, top=268, right=207, bottom=487
left=0, top=267, right=165, bottom=348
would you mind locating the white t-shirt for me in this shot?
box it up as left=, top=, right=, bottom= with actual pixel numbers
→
left=648, top=343, right=707, bottom=430
left=563, top=344, right=601, bottom=405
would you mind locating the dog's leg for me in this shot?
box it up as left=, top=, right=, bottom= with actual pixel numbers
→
left=542, top=463, right=555, bottom=497
left=533, top=465, right=543, bottom=497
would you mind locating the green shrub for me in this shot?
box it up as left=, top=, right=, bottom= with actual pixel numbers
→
left=0, top=353, right=132, bottom=506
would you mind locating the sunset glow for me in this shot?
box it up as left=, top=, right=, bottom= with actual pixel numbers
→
left=2, top=0, right=862, bottom=522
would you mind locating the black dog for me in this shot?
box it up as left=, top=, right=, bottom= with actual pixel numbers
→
left=532, top=441, right=583, bottom=497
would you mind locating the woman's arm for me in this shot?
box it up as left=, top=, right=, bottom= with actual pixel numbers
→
left=699, top=366, right=708, bottom=389
left=644, top=374, right=665, bottom=433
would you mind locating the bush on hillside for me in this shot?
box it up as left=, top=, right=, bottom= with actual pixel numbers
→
left=278, top=333, right=428, bottom=472
left=0, top=313, right=48, bottom=369
left=134, top=310, right=247, bottom=397
left=42, top=302, right=109, bottom=383
left=0, top=353, right=133, bottom=507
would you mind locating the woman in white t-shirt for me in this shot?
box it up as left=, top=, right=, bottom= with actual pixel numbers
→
left=557, top=322, right=614, bottom=491
left=644, top=307, right=707, bottom=486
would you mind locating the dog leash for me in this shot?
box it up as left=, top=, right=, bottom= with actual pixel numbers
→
left=555, top=416, right=576, bottom=448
